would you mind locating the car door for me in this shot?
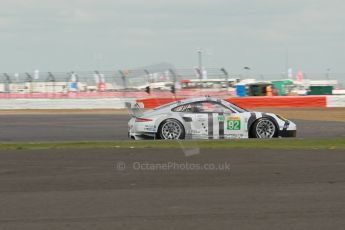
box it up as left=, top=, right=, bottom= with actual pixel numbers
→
left=220, top=100, right=248, bottom=139
left=193, top=100, right=247, bottom=139
left=172, top=102, right=208, bottom=139
left=173, top=101, right=243, bottom=139
left=189, top=101, right=233, bottom=139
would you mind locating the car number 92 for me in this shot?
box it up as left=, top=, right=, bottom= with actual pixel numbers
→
left=227, top=119, right=241, bottom=130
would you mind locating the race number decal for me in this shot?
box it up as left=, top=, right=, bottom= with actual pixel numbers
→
left=226, top=117, right=241, bottom=130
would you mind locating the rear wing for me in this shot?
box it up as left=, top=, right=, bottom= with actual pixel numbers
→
left=125, top=102, right=144, bottom=118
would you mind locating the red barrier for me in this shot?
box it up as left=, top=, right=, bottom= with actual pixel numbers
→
left=226, top=96, right=326, bottom=108
left=137, top=96, right=327, bottom=109
left=137, top=98, right=184, bottom=108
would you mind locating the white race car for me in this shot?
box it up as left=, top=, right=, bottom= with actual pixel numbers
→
left=127, top=97, right=296, bottom=140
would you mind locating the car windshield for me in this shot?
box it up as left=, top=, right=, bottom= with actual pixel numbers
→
left=222, top=100, right=248, bottom=113
left=153, top=98, right=248, bottom=113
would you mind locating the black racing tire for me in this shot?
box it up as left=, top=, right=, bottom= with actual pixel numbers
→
left=250, top=118, right=278, bottom=139
left=158, top=119, right=185, bottom=140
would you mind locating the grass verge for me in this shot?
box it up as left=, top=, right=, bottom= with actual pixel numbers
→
left=0, top=138, right=344, bottom=151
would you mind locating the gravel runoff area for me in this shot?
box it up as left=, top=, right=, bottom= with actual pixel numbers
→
left=257, top=108, right=345, bottom=122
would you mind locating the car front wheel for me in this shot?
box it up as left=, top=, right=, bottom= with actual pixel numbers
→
left=251, top=118, right=277, bottom=138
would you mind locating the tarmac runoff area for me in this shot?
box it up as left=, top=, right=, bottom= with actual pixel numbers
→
left=0, top=109, right=344, bottom=142
left=0, top=108, right=344, bottom=229
left=0, top=148, right=345, bottom=229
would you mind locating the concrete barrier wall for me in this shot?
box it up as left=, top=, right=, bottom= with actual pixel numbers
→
left=0, top=90, right=233, bottom=99
left=0, top=98, right=135, bottom=110
left=327, top=96, right=345, bottom=107
left=0, top=96, right=344, bottom=110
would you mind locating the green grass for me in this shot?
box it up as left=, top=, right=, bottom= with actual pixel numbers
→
left=0, top=138, right=344, bottom=150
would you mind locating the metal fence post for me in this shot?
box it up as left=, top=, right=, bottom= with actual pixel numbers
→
left=220, top=68, right=229, bottom=95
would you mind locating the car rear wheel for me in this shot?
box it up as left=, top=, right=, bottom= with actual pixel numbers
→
left=252, top=118, right=277, bottom=138
left=159, top=119, right=185, bottom=140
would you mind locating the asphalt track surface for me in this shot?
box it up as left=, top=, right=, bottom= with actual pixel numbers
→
left=1, top=114, right=345, bottom=229
left=0, top=148, right=345, bottom=230
left=0, top=114, right=344, bottom=142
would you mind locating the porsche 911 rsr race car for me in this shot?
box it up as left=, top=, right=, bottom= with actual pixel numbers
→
left=127, top=97, right=296, bottom=140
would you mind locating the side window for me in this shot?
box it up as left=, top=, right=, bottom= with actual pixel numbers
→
left=173, top=101, right=232, bottom=113
left=216, top=103, right=233, bottom=113
left=172, top=103, right=194, bottom=112
left=195, top=102, right=231, bottom=113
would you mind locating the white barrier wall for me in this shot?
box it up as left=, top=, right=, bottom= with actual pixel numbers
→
left=326, top=95, right=345, bottom=107
left=0, top=98, right=135, bottom=109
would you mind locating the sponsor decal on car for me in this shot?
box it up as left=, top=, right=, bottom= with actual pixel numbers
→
left=218, top=115, right=225, bottom=122
left=144, top=125, right=156, bottom=131
left=227, top=134, right=245, bottom=138
left=189, top=130, right=202, bottom=135
left=196, top=114, right=207, bottom=122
